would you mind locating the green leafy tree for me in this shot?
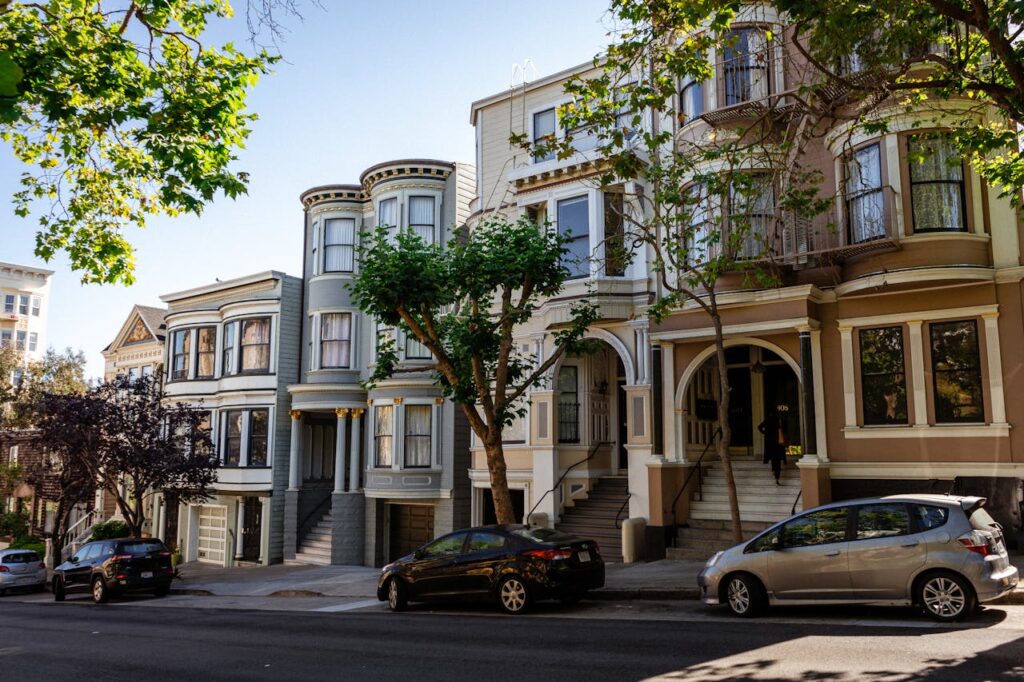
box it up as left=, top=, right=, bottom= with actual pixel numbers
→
left=0, top=1, right=279, bottom=284
left=522, top=1, right=832, bottom=542
left=0, top=346, right=88, bottom=428
left=351, top=219, right=599, bottom=525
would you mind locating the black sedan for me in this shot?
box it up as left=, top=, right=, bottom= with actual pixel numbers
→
left=53, top=538, right=174, bottom=603
left=377, top=525, right=604, bottom=614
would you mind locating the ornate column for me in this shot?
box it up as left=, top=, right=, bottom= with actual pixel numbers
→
left=288, top=410, right=303, bottom=491
left=334, top=408, right=349, bottom=494
left=660, top=341, right=677, bottom=461
left=349, top=409, right=364, bottom=492
left=798, top=329, right=817, bottom=459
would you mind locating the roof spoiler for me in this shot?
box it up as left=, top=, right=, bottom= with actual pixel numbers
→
left=960, top=497, right=987, bottom=515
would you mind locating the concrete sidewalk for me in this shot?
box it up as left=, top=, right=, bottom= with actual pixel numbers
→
left=170, top=554, right=1023, bottom=604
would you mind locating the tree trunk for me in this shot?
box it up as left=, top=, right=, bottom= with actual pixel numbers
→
left=51, top=498, right=68, bottom=563
left=483, top=435, right=517, bottom=525
left=711, top=315, right=743, bottom=544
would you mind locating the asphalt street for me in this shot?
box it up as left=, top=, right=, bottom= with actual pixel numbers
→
left=2, top=595, right=1024, bottom=681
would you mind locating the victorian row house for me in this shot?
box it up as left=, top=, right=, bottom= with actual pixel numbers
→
left=469, top=5, right=1024, bottom=558
left=97, top=7, right=1024, bottom=567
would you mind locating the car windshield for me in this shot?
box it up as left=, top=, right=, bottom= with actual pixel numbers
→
left=512, top=527, right=576, bottom=544
left=117, top=541, right=165, bottom=555
left=2, top=552, right=39, bottom=564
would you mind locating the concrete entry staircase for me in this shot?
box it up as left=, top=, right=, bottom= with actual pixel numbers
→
left=293, top=510, right=333, bottom=566
left=555, top=476, right=628, bottom=562
left=667, top=457, right=802, bottom=561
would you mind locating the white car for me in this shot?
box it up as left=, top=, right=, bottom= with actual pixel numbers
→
left=0, top=548, right=47, bottom=595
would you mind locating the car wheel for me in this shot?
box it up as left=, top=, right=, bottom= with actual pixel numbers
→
left=91, top=577, right=108, bottom=604
left=53, top=578, right=65, bottom=602
left=498, top=576, right=531, bottom=615
left=725, top=574, right=765, bottom=618
left=386, top=577, right=408, bottom=612
left=918, top=572, right=975, bottom=622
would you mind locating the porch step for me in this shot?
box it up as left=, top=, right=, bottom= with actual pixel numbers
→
left=294, top=509, right=333, bottom=565
left=554, top=476, right=627, bottom=562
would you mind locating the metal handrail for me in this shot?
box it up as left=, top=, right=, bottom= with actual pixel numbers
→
left=527, top=440, right=613, bottom=522
left=614, top=492, right=633, bottom=530
left=297, top=494, right=332, bottom=544
left=668, top=428, right=721, bottom=546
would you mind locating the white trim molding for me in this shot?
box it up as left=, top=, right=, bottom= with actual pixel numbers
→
left=842, top=423, right=1010, bottom=439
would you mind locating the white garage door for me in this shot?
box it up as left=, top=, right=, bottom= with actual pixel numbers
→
left=197, top=505, right=227, bottom=565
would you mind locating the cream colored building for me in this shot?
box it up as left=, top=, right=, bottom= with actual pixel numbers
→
left=101, top=305, right=167, bottom=381
left=0, top=260, right=53, bottom=369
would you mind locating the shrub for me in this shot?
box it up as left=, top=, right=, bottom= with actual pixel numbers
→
left=0, top=511, right=28, bottom=538
left=89, top=519, right=130, bottom=542
left=9, top=537, right=45, bottom=557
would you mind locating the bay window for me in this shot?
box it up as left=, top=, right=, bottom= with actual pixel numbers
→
left=930, top=320, right=984, bottom=423
left=557, top=195, right=591, bottom=279
left=846, top=144, right=885, bottom=243
left=171, top=329, right=191, bottom=380
left=222, top=322, right=237, bottom=376
left=729, top=175, right=774, bottom=259
left=240, top=318, right=271, bottom=373
left=409, top=196, right=436, bottom=243
left=533, top=108, right=557, bottom=162
left=324, top=217, right=356, bottom=272
left=603, top=192, right=626, bottom=276
left=374, top=405, right=394, bottom=467
left=859, top=327, right=908, bottom=425
left=320, top=313, right=352, bottom=369
left=196, top=327, right=216, bottom=379
left=908, top=135, right=966, bottom=233
left=679, top=72, right=705, bottom=123
left=723, top=29, right=769, bottom=105
left=378, top=198, right=398, bottom=242
left=248, top=409, right=269, bottom=466
left=405, top=333, right=431, bottom=360
left=684, top=182, right=719, bottom=266
left=224, top=410, right=243, bottom=466
left=404, top=405, right=432, bottom=468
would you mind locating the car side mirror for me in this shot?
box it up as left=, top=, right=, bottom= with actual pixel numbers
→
left=413, top=549, right=424, bottom=560
left=69, top=556, right=79, bottom=564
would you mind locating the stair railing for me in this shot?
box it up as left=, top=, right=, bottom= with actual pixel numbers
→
left=297, top=494, right=332, bottom=547
left=527, top=440, right=613, bottom=523
left=63, top=509, right=101, bottom=560
left=791, top=489, right=802, bottom=515
left=667, top=428, right=721, bottom=548
left=614, top=492, right=633, bottom=529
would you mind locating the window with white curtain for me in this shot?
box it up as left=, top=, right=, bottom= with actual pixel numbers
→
left=723, top=28, right=770, bottom=105
left=405, top=332, right=430, bottom=360
left=378, top=198, right=398, bottom=242
left=240, top=318, right=271, bottom=373
left=846, top=144, right=885, bottom=244
left=222, top=321, right=236, bottom=376
left=404, top=405, right=432, bottom=468
left=324, top=218, right=356, bottom=272
left=408, top=196, right=435, bottom=243
left=320, top=313, right=352, bottom=369
left=374, top=405, right=393, bottom=467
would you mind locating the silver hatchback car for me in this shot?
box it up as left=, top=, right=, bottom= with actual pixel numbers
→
left=0, top=548, right=48, bottom=595
left=698, top=494, right=1019, bottom=621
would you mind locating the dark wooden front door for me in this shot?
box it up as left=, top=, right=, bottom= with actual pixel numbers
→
left=163, top=494, right=179, bottom=550
left=389, top=504, right=435, bottom=562
left=242, top=497, right=262, bottom=562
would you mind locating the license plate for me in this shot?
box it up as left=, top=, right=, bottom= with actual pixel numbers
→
left=577, top=551, right=591, bottom=563
left=141, top=571, right=153, bottom=579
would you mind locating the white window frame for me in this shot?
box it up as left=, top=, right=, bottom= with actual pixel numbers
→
left=308, top=310, right=359, bottom=372
left=373, top=190, right=444, bottom=245
left=30, top=296, right=40, bottom=317
left=9, top=445, right=18, bottom=464
left=2, top=295, right=13, bottom=314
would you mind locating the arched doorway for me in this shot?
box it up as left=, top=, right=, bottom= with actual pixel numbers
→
left=679, top=343, right=802, bottom=461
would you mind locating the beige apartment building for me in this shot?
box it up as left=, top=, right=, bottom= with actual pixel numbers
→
left=0, top=260, right=52, bottom=371
left=469, top=8, right=1024, bottom=559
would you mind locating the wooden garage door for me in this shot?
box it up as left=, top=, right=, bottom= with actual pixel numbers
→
left=197, top=505, right=227, bottom=565
left=389, top=504, right=435, bottom=562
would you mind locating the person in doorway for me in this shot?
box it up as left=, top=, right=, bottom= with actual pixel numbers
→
left=758, top=404, right=789, bottom=484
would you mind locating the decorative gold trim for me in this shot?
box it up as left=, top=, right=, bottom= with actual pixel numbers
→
left=393, top=397, right=403, bottom=405
left=434, top=397, right=444, bottom=405
left=335, top=407, right=350, bottom=418
left=351, top=408, right=366, bottom=417
left=289, top=410, right=303, bottom=420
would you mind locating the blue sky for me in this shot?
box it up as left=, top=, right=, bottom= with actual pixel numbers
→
left=0, top=0, right=611, bottom=378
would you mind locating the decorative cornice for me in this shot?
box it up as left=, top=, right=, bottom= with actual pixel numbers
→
left=300, top=160, right=455, bottom=209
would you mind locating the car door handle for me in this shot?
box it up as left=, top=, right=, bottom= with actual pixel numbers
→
left=901, top=541, right=919, bottom=548
left=824, top=550, right=841, bottom=557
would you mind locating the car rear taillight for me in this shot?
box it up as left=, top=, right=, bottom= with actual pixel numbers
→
left=0, top=566, right=8, bottom=573
left=111, top=554, right=134, bottom=562
left=957, top=531, right=992, bottom=556
left=523, top=549, right=573, bottom=561
left=38, top=562, right=45, bottom=570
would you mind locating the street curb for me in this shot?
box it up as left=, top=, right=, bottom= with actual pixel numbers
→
left=990, top=590, right=1024, bottom=606
left=591, top=588, right=700, bottom=601
left=168, top=588, right=214, bottom=596
left=269, top=589, right=326, bottom=598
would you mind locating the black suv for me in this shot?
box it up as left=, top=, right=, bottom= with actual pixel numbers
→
left=53, top=538, right=174, bottom=603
